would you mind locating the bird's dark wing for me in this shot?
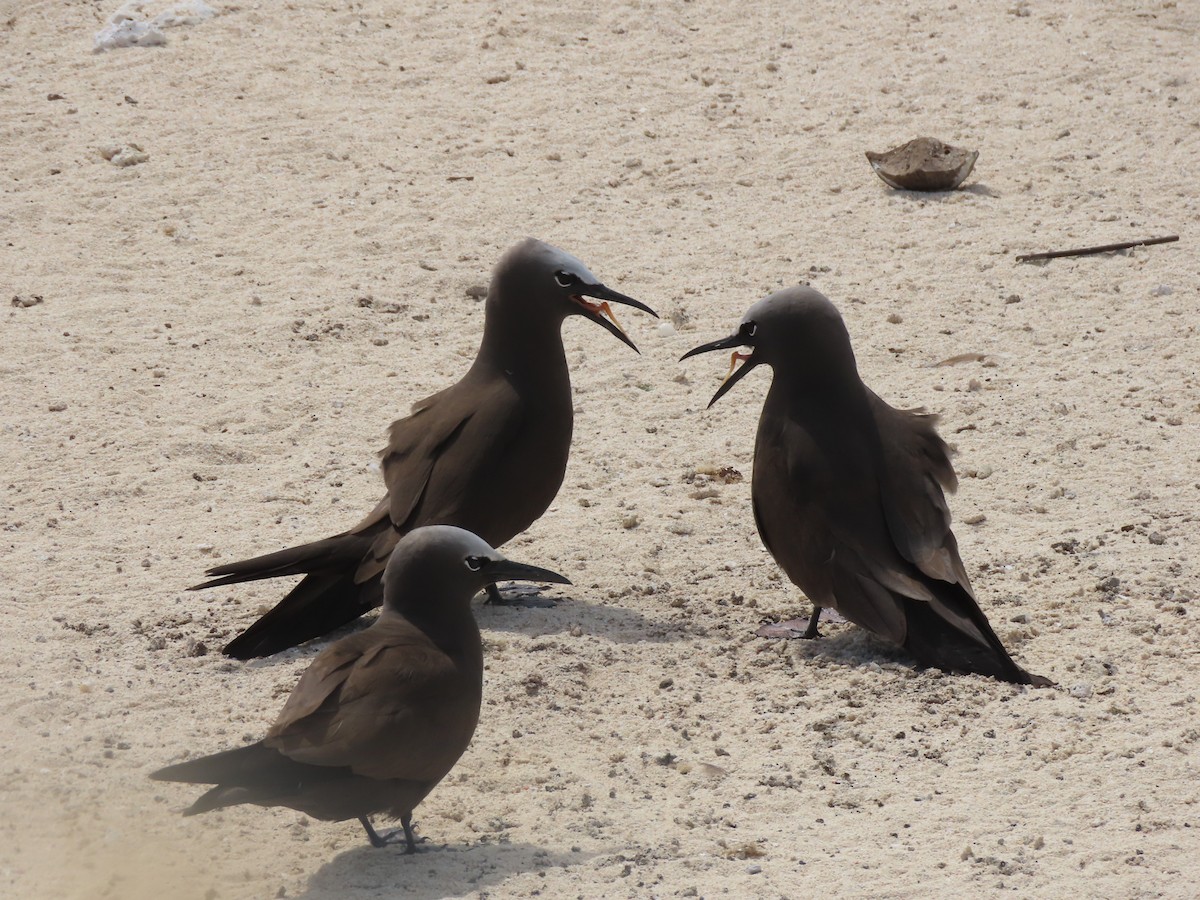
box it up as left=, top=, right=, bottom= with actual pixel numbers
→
left=867, top=397, right=1017, bottom=649
left=754, top=411, right=932, bottom=644
left=351, top=376, right=526, bottom=584
left=265, top=620, right=480, bottom=782
left=871, top=395, right=970, bottom=588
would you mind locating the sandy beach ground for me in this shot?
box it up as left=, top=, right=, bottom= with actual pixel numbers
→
left=2, top=1, right=1198, bottom=897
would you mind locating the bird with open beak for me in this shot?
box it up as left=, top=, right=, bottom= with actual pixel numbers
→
left=196, top=238, right=655, bottom=659
left=682, top=286, right=1050, bottom=686
left=153, top=526, right=572, bottom=851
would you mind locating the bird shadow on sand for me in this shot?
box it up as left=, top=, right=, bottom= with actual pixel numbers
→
left=477, top=589, right=688, bottom=644
left=231, top=590, right=685, bottom=671
left=772, top=624, right=921, bottom=675
left=296, top=840, right=589, bottom=900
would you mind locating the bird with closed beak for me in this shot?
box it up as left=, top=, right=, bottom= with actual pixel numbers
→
left=153, top=525, right=571, bottom=851
left=682, top=286, right=1050, bottom=686
left=195, top=238, right=654, bottom=659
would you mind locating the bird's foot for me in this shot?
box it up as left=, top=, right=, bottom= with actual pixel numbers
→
left=360, top=815, right=424, bottom=852
left=755, top=617, right=820, bottom=639
left=754, top=609, right=843, bottom=640
left=482, top=582, right=556, bottom=608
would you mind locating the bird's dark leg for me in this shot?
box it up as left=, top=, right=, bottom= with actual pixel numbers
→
left=802, top=606, right=823, bottom=639
left=484, top=583, right=503, bottom=604
left=359, top=815, right=421, bottom=852
left=400, top=812, right=418, bottom=854
left=360, top=816, right=388, bottom=848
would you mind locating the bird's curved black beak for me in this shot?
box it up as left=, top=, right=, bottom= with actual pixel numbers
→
left=680, top=331, right=759, bottom=408
left=571, top=282, right=658, bottom=354
left=486, top=558, right=572, bottom=587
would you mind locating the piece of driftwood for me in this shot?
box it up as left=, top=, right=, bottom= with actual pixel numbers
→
left=1016, top=235, right=1178, bottom=263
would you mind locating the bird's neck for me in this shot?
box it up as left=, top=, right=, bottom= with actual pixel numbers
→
left=383, top=603, right=483, bottom=663
left=765, top=362, right=871, bottom=424
left=474, top=311, right=569, bottom=384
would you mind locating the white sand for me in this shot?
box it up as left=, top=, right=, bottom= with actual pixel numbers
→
left=2, top=1, right=1197, bottom=897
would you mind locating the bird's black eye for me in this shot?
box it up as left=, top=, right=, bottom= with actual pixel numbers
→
left=554, top=271, right=578, bottom=288
left=464, top=555, right=489, bottom=572
left=741, top=321, right=758, bottom=338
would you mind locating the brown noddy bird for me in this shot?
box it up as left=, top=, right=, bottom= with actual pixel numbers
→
left=195, top=238, right=653, bottom=659
left=682, top=286, right=1050, bottom=686
left=153, top=525, right=571, bottom=851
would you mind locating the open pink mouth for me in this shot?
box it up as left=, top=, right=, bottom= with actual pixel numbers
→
left=571, top=294, right=628, bottom=338
left=724, top=350, right=753, bottom=382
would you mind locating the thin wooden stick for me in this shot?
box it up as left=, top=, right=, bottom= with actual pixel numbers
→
left=1016, top=234, right=1178, bottom=263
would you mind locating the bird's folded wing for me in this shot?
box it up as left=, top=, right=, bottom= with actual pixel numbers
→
left=761, top=417, right=923, bottom=643
left=381, top=384, right=477, bottom=531
left=350, top=377, right=524, bottom=583
left=264, top=627, right=464, bottom=781
left=871, top=398, right=971, bottom=590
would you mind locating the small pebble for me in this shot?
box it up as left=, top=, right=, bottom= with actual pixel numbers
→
left=1150, top=284, right=1173, bottom=297
left=746, top=864, right=762, bottom=875
left=963, top=513, right=986, bottom=525
left=1149, top=532, right=1165, bottom=545
left=1070, top=683, right=1093, bottom=699
left=656, top=322, right=677, bottom=337
left=887, top=313, right=903, bottom=324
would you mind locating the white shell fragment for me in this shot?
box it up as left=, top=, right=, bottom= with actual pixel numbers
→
left=93, top=1, right=217, bottom=53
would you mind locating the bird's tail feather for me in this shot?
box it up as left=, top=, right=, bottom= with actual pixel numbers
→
left=151, top=741, right=276, bottom=788
left=902, top=592, right=1051, bottom=686
left=189, top=534, right=367, bottom=590
left=221, top=570, right=383, bottom=660
left=151, top=741, right=339, bottom=815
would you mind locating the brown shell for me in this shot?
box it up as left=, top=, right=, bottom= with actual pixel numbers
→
left=865, top=137, right=978, bottom=191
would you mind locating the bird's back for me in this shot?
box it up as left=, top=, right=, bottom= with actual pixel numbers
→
left=751, top=382, right=1042, bottom=683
